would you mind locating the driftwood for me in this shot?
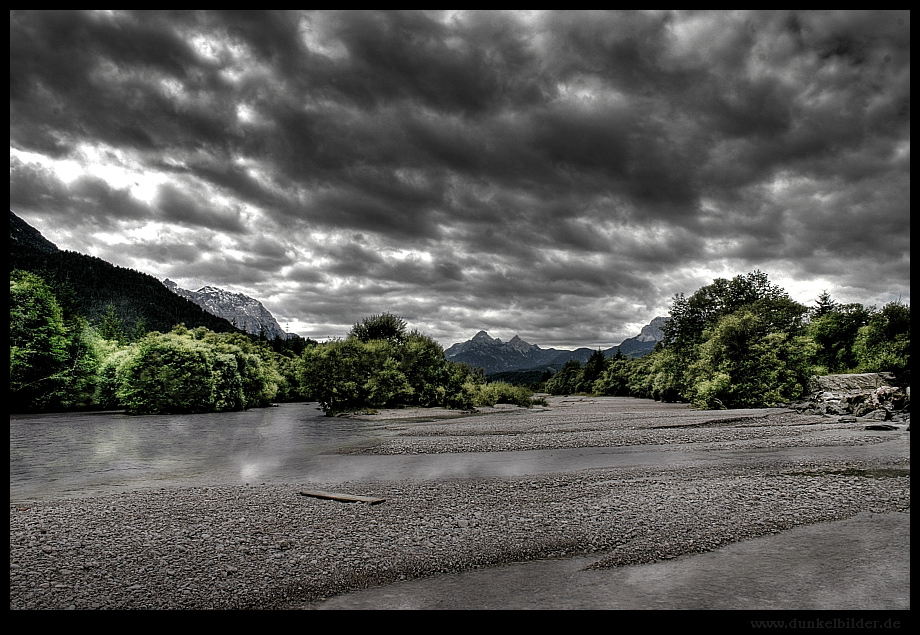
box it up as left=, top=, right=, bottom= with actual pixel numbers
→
left=299, top=490, right=386, bottom=505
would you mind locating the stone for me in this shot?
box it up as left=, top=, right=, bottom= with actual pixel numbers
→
left=861, top=408, right=890, bottom=422
left=808, top=373, right=896, bottom=394
left=794, top=374, right=908, bottom=420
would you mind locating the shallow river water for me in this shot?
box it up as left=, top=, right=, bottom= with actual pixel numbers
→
left=10, top=402, right=387, bottom=503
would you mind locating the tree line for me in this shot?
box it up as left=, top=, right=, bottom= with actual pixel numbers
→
left=10, top=271, right=537, bottom=415
left=10, top=269, right=909, bottom=414
left=545, top=271, right=910, bottom=409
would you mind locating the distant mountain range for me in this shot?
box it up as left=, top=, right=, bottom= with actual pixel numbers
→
left=445, top=316, right=667, bottom=375
left=163, top=279, right=294, bottom=340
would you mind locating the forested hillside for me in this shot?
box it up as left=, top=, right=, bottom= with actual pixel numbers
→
left=10, top=211, right=242, bottom=336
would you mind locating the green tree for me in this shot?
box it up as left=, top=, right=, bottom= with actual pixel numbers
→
left=807, top=300, right=873, bottom=374
left=298, top=338, right=377, bottom=413
left=57, top=316, right=104, bottom=410
left=398, top=331, right=452, bottom=407
left=10, top=270, right=101, bottom=411
left=10, top=270, right=69, bottom=410
left=443, top=362, right=486, bottom=411
left=684, top=310, right=815, bottom=409
left=646, top=347, right=684, bottom=402
left=116, top=331, right=222, bottom=414
left=853, top=301, right=910, bottom=383
left=811, top=290, right=838, bottom=318
left=98, top=304, right=126, bottom=344
left=545, top=359, right=583, bottom=395
left=659, top=271, right=808, bottom=405
left=593, top=350, right=631, bottom=396
left=662, top=270, right=803, bottom=353
left=349, top=312, right=408, bottom=344
left=297, top=316, right=493, bottom=414
left=578, top=349, right=606, bottom=393
left=187, top=328, right=282, bottom=408
left=94, top=345, right=133, bottom=409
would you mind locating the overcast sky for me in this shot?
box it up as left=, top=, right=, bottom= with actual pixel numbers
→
left=10, top=10, right=911, bottom=348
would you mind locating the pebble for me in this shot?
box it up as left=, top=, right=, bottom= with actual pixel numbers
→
left=9, top=398, right=910, bottom=610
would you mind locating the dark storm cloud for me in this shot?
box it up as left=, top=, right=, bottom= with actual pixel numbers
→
left=155, top=183, right=245, bottom=233
left=124, top=240, right=208, bottom=267
left=10, top=11, right=211, bottom=156
left=10, top=10, right=910, bottom=347
left=10, top=157, right=150, bottom=227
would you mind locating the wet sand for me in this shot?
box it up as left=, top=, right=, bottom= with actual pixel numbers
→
left=307, top=510, right=910, bottom=610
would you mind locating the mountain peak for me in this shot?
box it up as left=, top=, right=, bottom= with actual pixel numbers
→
left=445, top=317, right=666, bottom=374
left=471, top=330, right=497, bottom=343
left=507, top=334, right=537, bottom=353
left=633, top=316, right=668, bottom=342
left=164, top=280, right=292, bottom=339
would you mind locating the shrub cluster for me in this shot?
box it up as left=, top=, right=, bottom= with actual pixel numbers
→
left=297, top=313, right=527, bottom=415
left=112, top=327, right=285, bottom=414
left=11, top=271, right=299, bottom=414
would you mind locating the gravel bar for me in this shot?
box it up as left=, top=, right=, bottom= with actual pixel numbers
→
left=9, top=397, right=910, bottom=610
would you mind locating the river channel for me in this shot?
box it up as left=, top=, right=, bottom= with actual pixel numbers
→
left=10, top=398, right=910, bottom=610
left=10, top=402, right=389, bottom=503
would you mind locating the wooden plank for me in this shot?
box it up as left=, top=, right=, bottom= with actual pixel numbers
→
left=299, top=490, right=386, bottom=505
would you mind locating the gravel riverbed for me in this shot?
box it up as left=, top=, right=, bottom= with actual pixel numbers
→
left=9, top=397, right=910, bottom=610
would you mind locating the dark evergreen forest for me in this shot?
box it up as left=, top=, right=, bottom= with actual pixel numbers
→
left=10, top=238, right=243, bottom=337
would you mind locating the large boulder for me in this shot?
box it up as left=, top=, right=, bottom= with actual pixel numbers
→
left=793, top=373, right=909, bottom=423
left=808, top=373, right=896, bottom=394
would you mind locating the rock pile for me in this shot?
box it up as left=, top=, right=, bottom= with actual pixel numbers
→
left=791, top=373, right=909, bottom=425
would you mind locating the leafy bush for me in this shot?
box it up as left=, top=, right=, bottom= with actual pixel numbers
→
left=656, top=272, right=810, bottom=407
left=468, top=381, right=535, bottom=407
left=116, top=331, right=225, bottom=414
left=112, top=326, right=282, bottom=414
left=853, top=301, right=910, bottom=384
left=807, top=301, right=873, bottom=373
left=593, top=351, right=632, bottom=396
left=683, top=311, right=814, bottom=408
left=297, top=316, right=494, bottom=414
left=544, top=359, right=584, bottom=395
left=186, top=328, right=283, bottom=408
left=94, top=346, right=132, bottom=409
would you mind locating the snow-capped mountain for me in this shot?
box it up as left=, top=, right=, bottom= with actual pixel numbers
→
left=163, top=279, right=293, bottom=340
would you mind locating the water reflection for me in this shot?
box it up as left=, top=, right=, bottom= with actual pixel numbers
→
left=10, top=403, right=387, bottom=503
